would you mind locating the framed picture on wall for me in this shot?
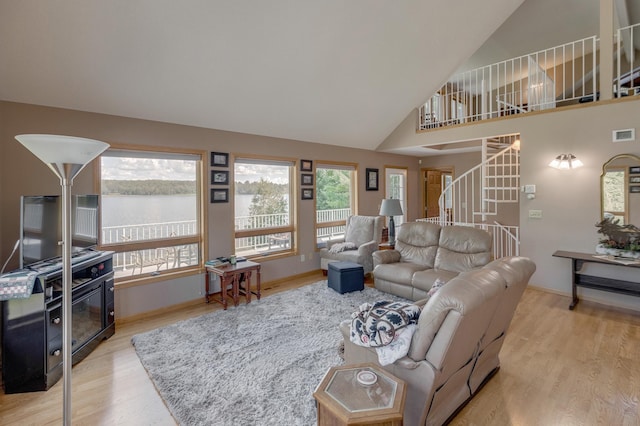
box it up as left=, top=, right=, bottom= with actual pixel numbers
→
left=631, top=176, right=640, bottom=184
left=630, top=166, right=640, bottom=174
left=630, top=185, right=640, bottom=193
left=302, top=188, right=314, bottom=200
left=211, top=152, right=229, bottom=167
left=211, top=188, right=229, bottom=203
left=366, top=168, right=379, bottom=191
left=301, top=159, right=313, bottom=172
left=211, top=170, right=229, bottom=185
left=301, top=173, right=314, bottom=186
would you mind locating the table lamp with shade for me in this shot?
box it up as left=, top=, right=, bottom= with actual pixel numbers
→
left=379, top=198, right=403, bottom=245
left=15, top=134, right=109, bottom=426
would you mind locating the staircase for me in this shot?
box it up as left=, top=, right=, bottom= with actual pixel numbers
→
left=421, top=135, right=521, bottom=258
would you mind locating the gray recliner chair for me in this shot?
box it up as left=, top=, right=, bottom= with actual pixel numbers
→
left=319, top=215, right=384, bottom=274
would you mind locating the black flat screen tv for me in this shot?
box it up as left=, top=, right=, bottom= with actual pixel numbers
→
left=20, top=195, right=100, bottom=268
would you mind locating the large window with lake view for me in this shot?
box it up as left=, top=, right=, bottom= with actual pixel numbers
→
left=100, top=149, right=203, bottom=280
left=234, top=157, right=295, bottom=258
left=315, top=163, right=356, bottom=246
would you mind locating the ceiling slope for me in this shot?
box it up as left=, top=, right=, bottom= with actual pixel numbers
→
left=0, top=0, right=523, bottom=150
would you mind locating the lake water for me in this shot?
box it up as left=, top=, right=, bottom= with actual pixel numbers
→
left=102, top=194, right=256, bottom=226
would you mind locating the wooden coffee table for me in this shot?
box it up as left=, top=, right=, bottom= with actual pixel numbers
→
left=313, top=362, right=406, bottom=426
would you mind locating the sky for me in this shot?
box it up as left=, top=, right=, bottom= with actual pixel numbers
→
left=101, top=157, right=289, bottom=184
left=101, top=157, right=197, bottom=181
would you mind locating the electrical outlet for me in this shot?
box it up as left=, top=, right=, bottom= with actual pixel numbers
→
left=308, top=252, right=313, bottom=260
left=300, top=254, right=305, bottom=262
left=528, top=209, right=543, bottom=219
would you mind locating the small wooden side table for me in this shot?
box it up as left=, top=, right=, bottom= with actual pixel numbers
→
left=205, top=260, right=261, bottom=309
left=313, top=362, right=406, bottom=426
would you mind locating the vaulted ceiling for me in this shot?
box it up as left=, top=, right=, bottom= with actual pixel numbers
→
left=0, top=1, right=634, bottom=153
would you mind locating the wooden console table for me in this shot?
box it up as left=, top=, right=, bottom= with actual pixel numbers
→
left=553, top=250, right=640, bottom=310
left=205, top=260, right=261, bottom=309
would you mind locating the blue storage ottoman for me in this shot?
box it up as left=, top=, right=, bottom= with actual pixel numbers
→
left=327, top=261, right=364, bottom=294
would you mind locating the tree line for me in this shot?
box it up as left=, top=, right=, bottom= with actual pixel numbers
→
left=102, top=180, right=196, bottom=195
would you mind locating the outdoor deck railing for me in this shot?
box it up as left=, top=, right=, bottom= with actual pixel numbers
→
left=104, top=209, right=352, bottom=272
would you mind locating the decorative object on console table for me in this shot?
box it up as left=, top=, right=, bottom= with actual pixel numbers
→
left=366, top=168, right=379, bottom=191
left=211, top=151, right=229, bottom=167
left=15, top=134, right=109, bottom=425
left=313, top=362, right=406, bottom=426
left=379, top=198, right=403, bottom=245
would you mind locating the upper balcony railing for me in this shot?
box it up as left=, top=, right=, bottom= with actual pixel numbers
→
left=419, top=23, right=640, bottom=131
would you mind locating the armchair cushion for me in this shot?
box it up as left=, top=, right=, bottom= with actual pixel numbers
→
left=345, top=215, right=380, bottom=247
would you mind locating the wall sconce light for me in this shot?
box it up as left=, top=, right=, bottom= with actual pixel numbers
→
left=549, top=153, right=583, bottom=170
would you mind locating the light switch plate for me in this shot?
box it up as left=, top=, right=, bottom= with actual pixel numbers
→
left=528, top=209, right=543, bottom=219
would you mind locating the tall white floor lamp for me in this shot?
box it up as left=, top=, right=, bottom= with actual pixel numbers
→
left=15, top=134, right=109, bottom=426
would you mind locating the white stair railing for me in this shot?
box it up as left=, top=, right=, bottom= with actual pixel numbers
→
left=616, top=23, right=640, bottom=97
left=437, top=139, right=520, bottom=225
left=419, top=36, right=599, bottom=130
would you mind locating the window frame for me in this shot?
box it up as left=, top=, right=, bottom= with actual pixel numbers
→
left=314, top=161, right=358, bottom=246
left=384, top=166, right=408, bottom=226
left=233, top=155, right=297, bottom=259
left=98, top=145, right=206, bottom=285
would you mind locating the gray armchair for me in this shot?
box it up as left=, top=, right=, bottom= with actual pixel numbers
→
left=319, top=215, right=384, bottom=274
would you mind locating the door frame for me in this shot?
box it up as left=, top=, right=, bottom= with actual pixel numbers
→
left=421, top=166, right=454, bottom=220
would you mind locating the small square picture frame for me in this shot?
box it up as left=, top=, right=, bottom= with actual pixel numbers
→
left=301, top=159, right=313, bottom=172
left=301, top=173, right=314, bottom=186
left=211, top=170, right=229, bottom=185
left=630, top=185, right=640, bottom=193
left=211, top=188, right=229, bottom=203
left=211, top=152, right=229, bottom=168
left=631, top=176, right=640, bottom=184
left=366, top=168, right=379, bottom=191
left=630, top=166, right=640, bottom=174
left=302, top=188, right=314, bottom=200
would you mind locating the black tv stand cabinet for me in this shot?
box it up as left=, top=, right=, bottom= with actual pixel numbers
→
left=2, top=251, right=115, bottom=394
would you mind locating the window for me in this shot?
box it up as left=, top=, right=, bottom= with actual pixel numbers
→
left=234, top=157, right=295, bottom=257
left=315, top=162, right=356, bottom=245
left=385, top=167, right=407, bottom=226
left=100, top=149, right=203, bottom=280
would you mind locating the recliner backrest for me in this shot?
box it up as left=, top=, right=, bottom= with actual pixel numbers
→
left=344, top=215, right=384, bottom=247
left=478, top=256, right=536, bottom=351
left=395, top=222, right=441, bottom=268
left=435, top=225, right=492, bottom=272
left=407, top=268, right=505, bottom=366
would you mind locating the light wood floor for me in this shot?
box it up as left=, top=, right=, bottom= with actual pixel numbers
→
left=2, top=273, right=640, bottom=425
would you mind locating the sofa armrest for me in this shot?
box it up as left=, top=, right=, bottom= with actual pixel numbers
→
left=373, top=249, right=401, bottom=267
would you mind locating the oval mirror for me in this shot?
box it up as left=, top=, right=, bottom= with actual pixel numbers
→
left=601, top=153, right=640, bottom=225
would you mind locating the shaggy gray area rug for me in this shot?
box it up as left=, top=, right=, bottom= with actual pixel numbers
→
left=131, top=280, right=405, bottom=426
